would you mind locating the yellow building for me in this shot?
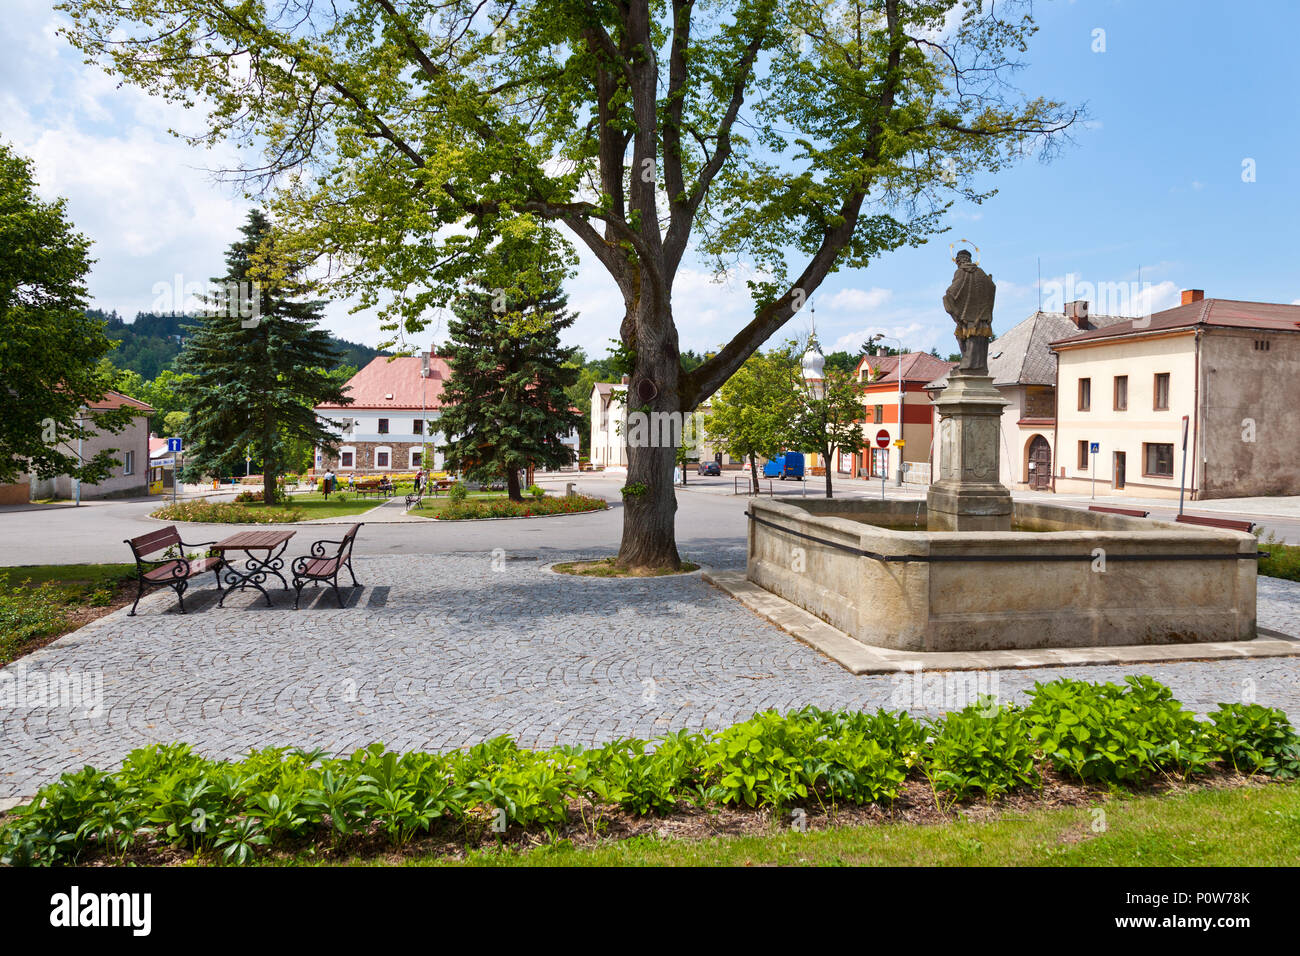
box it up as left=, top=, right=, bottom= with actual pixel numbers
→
left=1051, top=292, right=1300, bottom=500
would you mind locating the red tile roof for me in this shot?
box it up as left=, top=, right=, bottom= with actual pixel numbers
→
left=854, top=352, right=956, bottom=385
left=316, top=355, right=452, bottom=410
left=1051, top=299, right=1300, bottom=347
left=90, top=390, right=152, bottom=413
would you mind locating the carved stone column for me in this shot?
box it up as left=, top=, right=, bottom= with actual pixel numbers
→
left=926, top=372, right=1012, bottom=531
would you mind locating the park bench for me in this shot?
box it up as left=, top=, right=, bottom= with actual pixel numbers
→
left=1174, top=513, right=1256, bottom=534
left=1088, top=505, right=1150, bottom=518
left=291, top=523, right=364, bottom=609
left=124, top=525, right=223, bottom=616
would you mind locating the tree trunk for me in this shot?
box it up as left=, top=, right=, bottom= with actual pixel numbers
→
left=506, top=467, right=523, bottom=502
left=262, top=416, right=278, bottom=505
left=823, top=446, right=834, bottom=499
left=615, top=297, right=682, bottom=571
left=749, top=452, right=760, bottom=495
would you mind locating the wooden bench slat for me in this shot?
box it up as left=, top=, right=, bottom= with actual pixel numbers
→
left=1088, top=505, right=1150, bottom=518
left=130, top=526, right=182, bottom=554
left=1174, top=513, right=1255, bottom=533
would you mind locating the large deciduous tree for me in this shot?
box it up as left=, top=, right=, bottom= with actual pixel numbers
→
left=175, top=210, right=349, bottom=503
left=62, top=0, right=1077, bottom=567
left=0, top=142, right=132, bottom=486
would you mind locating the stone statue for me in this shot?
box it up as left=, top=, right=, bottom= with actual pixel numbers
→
left=942, top=249, right=995, bottom=375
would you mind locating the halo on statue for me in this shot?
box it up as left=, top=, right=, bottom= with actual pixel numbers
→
left=949, top=239, right=980, bottom=264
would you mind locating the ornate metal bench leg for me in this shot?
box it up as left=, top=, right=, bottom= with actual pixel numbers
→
left=129, top=579, right=146, bottom=616
left=293, top=578, right=304, bottom=610
left=174, top=579, right=189, bottom=614
left=333, top=575, right=345, bottom=608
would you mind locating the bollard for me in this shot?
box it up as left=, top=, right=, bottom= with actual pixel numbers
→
left=566, top=482, right=576, bottom=498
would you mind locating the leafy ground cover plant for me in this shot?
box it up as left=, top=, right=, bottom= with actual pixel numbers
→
left=1023, top=676, right=1218, bottom=783
left=434, top=494, right=607, bottom=519
left=3, top=678, right=1297, bottom=866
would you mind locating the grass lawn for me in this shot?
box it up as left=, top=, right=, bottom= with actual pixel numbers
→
left=282, top=492, right=391, bottom=519
left=1258, top=532, right=1300, bottom=582
left=0, top=563, right=138, bottom=665
left=320, top=782, right=1299, bottom=867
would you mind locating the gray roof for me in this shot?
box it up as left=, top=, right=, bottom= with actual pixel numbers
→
left=927, top=310, right=1129, bottom=389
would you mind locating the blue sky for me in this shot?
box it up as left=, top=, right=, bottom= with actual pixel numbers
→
left=5, top=0, right=1298, bottom=359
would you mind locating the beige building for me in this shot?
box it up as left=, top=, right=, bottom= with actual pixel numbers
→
left=928, top=301, right=1127, bottom=490
left=1051, top=292, right=1300, bottom=500
left=29, top=390, right=154, bottom=500
left=854, top=352, right=955, bottom=483
left=589, top=381, right=628, bottom=469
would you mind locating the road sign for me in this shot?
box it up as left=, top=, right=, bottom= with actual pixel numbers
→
left=1089, top=442, right=1099, bottom=454
left=893, top=439, right=905, bottom=448
left=875, top=429, right=890, bottom=448
left=159, top=457, right=175, bottom=467
left=166, top=437, right=183, bottom=453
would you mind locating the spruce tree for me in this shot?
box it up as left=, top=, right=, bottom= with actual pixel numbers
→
left=439, top=237, right=582, bottom=502
left=175, top=210, right=350, bottom=504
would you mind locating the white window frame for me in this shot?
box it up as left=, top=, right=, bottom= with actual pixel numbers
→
left=339, top=446, right=356, bottom=470
left=409, top=446, right=424, bottom=469
left=375, top=446, right=392, bottom=470
left=123, top=450, right=135, bottom=475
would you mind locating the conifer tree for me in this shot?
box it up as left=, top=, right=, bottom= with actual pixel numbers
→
left=439, top=233, right=582, bottom=502
left=175, top=210, right=349, bottom=503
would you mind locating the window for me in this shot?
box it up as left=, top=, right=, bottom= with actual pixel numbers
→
left=1113, top=375, right=1128, bottom=411
left=123, top=450, right=135, bottom=475
left=340, top=449, right=354, bottom=468
left=1153, top=373, right=1170, bottom=411
left=1077, top=440, right=1089, bottom=470
left=413, top=419, right=423, bottom=435
left=1077, top=378, right=1091, bottom=411
left=874, top=404, right=884, bottom=423
left=376, top=448, right=391, bottom=469
left=377, top=418, right=389, bottom=434
left=1144, top=442, right=1174, bottom=477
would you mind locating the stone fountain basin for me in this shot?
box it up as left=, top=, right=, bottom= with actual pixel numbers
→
left=747, top=497, right=1258, bottom=652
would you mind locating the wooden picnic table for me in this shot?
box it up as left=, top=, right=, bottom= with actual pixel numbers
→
left=212, top=529, right=296, bottom=607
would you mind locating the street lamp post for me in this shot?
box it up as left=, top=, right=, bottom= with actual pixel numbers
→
left=869, top=333, right=905, bottom=486
left=420, top=351, right=430, bottom=472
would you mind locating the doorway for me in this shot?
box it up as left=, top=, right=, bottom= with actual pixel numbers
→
left=1113, top=451, right=1126, bottom=490
left=1027, top=435, right=1051, bottom=490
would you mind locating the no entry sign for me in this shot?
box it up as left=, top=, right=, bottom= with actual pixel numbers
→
left=875, top=429, right=890, bottom=448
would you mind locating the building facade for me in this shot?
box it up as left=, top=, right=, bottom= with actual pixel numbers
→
left=315, top=355, right=451, bottom=474
left=1051, top=292, right=1300, bottom=500
left=28, top=390, right=154, bottom=500
left=927, top=301, right=1128, bottom=491
left=589, top=380, right=628, bottom=469
left=853, top=352, right=955, bottom=483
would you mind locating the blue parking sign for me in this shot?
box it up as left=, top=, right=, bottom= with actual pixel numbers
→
left=166, top=437, right=183, bottom=453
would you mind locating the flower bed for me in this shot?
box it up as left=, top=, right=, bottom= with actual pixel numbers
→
left=152, top=500, right=304, bottom=524
left=2, top=677, right=1296, bottom=866
left=432, top=494, right=607, bottom=520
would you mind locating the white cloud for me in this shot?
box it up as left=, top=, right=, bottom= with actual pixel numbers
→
left=821, top=286, right=893, bottom=312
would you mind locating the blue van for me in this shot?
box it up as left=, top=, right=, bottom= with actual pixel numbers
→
left=762, top=451, right=805, bottom=480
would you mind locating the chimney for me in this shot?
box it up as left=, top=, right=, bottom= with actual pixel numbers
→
left=1181, top=289, right=1204, bottom=305
left=1065, top=300, right=1089, bottom=328
left=620, top=374, right=629, bottom=385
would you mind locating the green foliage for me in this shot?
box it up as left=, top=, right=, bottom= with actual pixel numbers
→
left=620, top=482, right=647, bottom=498
left=437, top=226, right=583, bottom=502
left=703, top=347, right=800, bottom=468
left=526, top=484, right=546, bottom=499
left=0, top=581, right=68, bottom=646
left=1206, top=703, right=1300, bottom=778
left=173, top=210, right=350, bottom=503
left=437, top=494, right=606, bottom=519
left=151, top=500, right=304, bottom=524
left=925, top=701, right=1041, bottom=802
left=446, top=482, right=469, bottom=504
left=0, top=142, right=132, bottom=484
left=7, top=678, right=1291, bottom=867
left=1257, top=531, right=1300, bottom=582
left=1023, top=676, right=1218, bottom=784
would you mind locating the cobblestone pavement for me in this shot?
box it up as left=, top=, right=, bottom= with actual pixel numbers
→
left=2, top=547, right=1298, bottom=801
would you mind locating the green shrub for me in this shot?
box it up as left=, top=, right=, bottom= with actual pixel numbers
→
left=1257, top=531, right=1300, bottom=582
left=437, top=494, right=606, bottom=519
left=1024, top=676, right=1217, bottom=783
left=1207, top=702, right=1300, bottom=778
left=152, top=501, right=302, bottom=524
left=527, top=484, right=546, bottom=499
left=0, top=581, right=68, bottom=645
left=446, top=482, right=468, bottom=504
left=925, top=701, right=1040, bottom=802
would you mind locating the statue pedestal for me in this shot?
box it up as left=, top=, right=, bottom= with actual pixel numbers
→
left=926, top=372, right=1012, bottom=532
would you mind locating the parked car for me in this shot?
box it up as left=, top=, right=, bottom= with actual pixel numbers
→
left=762, top=452, right=805, bottom=480
left=697, top=461, right=721, bottom=476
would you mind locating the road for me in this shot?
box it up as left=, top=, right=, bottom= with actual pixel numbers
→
left=2, top=472, right=1297, bottom=567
